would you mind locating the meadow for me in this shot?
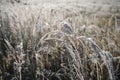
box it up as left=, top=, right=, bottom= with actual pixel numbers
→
left=0, top=1, right=120, bottom=80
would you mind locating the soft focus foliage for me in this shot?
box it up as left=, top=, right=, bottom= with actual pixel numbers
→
left=0, top=1, right=120, bottom=80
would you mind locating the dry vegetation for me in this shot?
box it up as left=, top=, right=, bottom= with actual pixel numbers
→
left=0, top=1, right=120, bottom=80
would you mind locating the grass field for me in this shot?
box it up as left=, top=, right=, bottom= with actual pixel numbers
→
left=0, top=0, right=120, bottom=80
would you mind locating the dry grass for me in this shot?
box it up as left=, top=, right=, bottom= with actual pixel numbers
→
left=0, top=2, right=120, bottom=80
